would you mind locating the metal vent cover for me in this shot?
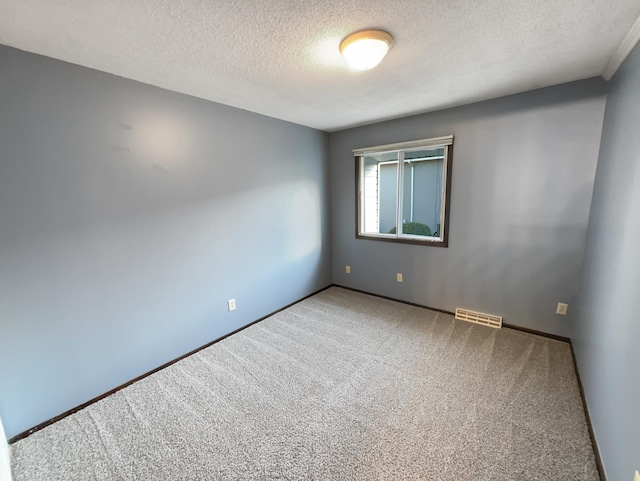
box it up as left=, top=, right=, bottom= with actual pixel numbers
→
left=455, top=308, right=502, bottom=328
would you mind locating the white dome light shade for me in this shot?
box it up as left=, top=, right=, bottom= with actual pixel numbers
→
left=340, top=30, right=393, bottom=70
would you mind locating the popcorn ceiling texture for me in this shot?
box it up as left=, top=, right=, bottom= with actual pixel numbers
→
left=0, top=0, right=638, bottom=131
left=11, top=287, right=599, bottom=480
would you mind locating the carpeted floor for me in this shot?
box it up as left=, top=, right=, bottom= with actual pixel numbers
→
left=11, top=287, right=600, bottom=480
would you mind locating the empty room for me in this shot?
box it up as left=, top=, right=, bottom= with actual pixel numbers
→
left=0, top=1, right=639, bottom=480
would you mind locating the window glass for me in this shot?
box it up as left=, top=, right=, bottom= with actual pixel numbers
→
left=356, top=136, right=452, bottom=246
left=400, top=148, right=444, bottom=238
left=361, top=152, right=397, bottom=235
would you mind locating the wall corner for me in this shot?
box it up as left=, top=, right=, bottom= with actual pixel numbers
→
left=0, top=416, right=12, bottom=481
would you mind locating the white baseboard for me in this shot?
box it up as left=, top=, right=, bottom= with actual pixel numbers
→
left=0, top=416, right=11, bottom=481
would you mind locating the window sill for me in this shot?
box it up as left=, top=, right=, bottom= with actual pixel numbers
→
left=356, top=233, right=448, bottom=247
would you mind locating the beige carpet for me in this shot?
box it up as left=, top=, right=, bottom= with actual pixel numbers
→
left=11, top=287, right=599, bottom=480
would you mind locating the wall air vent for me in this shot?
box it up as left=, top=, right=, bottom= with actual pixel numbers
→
left=455, top=308, right=502, bottom=328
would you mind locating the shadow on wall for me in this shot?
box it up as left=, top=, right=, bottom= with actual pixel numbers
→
left=430, top=186, right=594, bottom=333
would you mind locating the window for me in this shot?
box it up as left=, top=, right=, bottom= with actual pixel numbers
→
left=355, top=135, right=453, bottom=246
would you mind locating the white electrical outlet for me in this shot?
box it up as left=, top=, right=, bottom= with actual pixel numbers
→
left=397, top=273, right=403, bottom=283
left=345, top=265, right=351, bottom=274
left=634, top=470, right=639, bottom=481
left=228, top=299, right=236, bottom=311
left=556, top=302, right=568, bottom=315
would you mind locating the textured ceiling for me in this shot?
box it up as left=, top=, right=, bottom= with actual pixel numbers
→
left=1, top=1, right=639, bottom=132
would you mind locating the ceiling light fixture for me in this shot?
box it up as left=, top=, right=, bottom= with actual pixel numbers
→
left=340, top=29, right=393, bottom=71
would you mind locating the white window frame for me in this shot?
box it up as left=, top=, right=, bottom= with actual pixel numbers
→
left=355, top=135, right=453, bottom=247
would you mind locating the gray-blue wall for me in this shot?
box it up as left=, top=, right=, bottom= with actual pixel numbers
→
left=573, top=43, right=640, bottom=481
left=330, top=80, right=607, bottom=337
left=1, top=40, right=633, bottom=474
left=0, top=45, right=332, bottom=438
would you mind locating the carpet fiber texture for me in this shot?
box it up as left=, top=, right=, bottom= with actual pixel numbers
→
left=11, top=287, right=600, bottom=480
